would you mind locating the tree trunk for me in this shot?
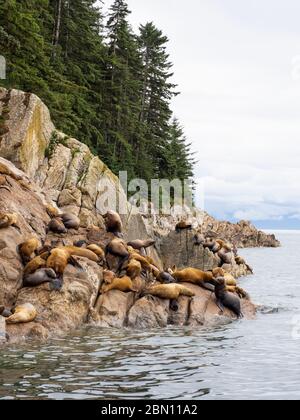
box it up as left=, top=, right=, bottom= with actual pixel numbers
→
left=64, top=0, right=70, bottom=58
left=139, top=48, right=149, bottom=122
left=52, top=0, right=63, bottom=59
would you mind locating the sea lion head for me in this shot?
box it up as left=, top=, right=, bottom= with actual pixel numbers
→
left=212, top=267, right=225, bottom=279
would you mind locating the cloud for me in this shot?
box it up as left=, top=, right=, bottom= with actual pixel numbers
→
left=103, top=0, right=300, bottom=227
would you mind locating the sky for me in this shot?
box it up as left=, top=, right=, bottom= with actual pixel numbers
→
left=102, top=0, right=300, bottom=229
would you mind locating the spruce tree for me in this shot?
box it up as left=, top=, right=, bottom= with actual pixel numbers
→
left=138, top=22, right=178, bottom=176
left=102, top=0, right=142, bottom=177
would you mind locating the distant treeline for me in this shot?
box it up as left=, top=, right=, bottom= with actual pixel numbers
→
left=0, top=0, right=195, bottom=190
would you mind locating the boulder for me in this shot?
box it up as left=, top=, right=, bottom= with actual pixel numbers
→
left=92, top=291, right=135, bottom=328
left=127, top=296, right=170, bottom=329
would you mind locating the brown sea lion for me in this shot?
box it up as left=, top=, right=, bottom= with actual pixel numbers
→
left=6, top=303, right=37, bottom=324
left=128, top=248, right=154, bottom=273
left=103, top=270, right=116, bottom=285
left=235, top=256, right=253, bottom=273
left=47, top=217, right=67, bottom=234
left=87, top=244, right=105, bottom=261
left=102, top=275, right=137, bottom=293
left=103, top=210, right=123, bottom=237
left=23, top=268, right=57, bottom=288
left=46, top=204, right=60, bottom=219
left=131, top=276, right=145, bottom=294
left=127, top=239, right=156, bottom=251
left=18, top=238, right=40, bottom=264
left=212, top=276, right=243, bottom=319
left=218, top=249, right=233, bottom=264
left=169, top=267, right=215, bottom=288
left=211, top=241, right=222, bottom=253
left=126, top=259, right=142, bottom=280
left=144, top=284, right=195, bottom=300
left=203, top=237, right=216, bottom=250
left=61, top=213, right=80, bottom=230
left=46, top=246, right=99, bottom=276
left=106, top=238, right=129, bottom=258
left=106, top=238, right=129, bottom=272
left=193, top=232, right=205, bottom=245
left=0, top=212, right=18, bottom=229
left=23, top=255, right=49, bottom=276
left=175, top=220, right=192, bottom=232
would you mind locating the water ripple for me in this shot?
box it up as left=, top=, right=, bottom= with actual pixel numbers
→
left=1, top=232, right=300, bottom=399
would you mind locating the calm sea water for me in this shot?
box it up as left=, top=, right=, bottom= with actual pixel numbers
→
left=1, top=231, right=299, bottom=400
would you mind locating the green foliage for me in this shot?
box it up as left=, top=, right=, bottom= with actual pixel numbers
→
left=45, top=130, right=68, bottom=158
left=0, top=0, right=195, bottom=195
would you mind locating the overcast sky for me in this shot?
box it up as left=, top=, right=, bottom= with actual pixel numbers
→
left=103, top=0, right=300, bottom=229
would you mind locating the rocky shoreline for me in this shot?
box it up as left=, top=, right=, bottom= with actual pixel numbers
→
left=0, top=88, right=277, bottom=345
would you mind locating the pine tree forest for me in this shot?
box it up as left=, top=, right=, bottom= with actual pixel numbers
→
left=0, top=0, right=195, bottom=195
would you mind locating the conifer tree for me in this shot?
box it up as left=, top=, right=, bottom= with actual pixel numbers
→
left=102, top=0, right=142, bottom=177
left=138, top=22, right=178, bottom=176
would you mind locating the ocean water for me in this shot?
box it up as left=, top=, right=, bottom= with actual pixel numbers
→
left=0, top=231, right=299, bottom=400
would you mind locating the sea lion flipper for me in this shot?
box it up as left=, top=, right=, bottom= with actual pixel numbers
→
left=216, top=300, right=225, bottom=312
left=68, top=255, right=84, bottom=271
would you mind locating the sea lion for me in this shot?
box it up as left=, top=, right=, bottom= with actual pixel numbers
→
left=86, top=244, right=105, bottom=261
left=106, top=238, right=129, bottom=258
left=18, top=238, right=40, bottom=264
left=46, top=204, right=60, bottom=219
left=211, top=241, right=222, bottom=253
left=212, top=276, right=243, bottom=319
left=61, top=213, right=80, bottom=230
left=218, top=249, right=233, bottom=264
left=144, top=283, right=195, bottom=300
left=175, top=221, right=192, bottom=232
left=212, top=268, right=236, bottom=286
left=23, top=255, right=49, bottom=276
left=193, top=232, right=205, bottom=246
left=6, top=303, right=37, bottom=324
left=157, top=271, right=176, bottom=284
left=102, top=275, right=137, bottom=293
left=47, top=217, right=67, bottom=234
left=203, top=237, right=215, bottom=250
left=169, top=267, right=215, bottom=289
left=23, top=268, right=57, bottom=288
left=126, top=259, right=142, bottom=280
left=47, top=246, right=99, bottom=276
left=127, top=239, right=156, bottom=252
left=103, top=270, right=116, bottom=285
left=0, top=212, right=18, bottom=229
left=235, top=256, right=253, bottom=273
left=103, top=210, right=123, bottom=237
left=106, top=238, right=129, bottom=272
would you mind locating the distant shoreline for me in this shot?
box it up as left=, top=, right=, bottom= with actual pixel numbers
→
left=262, top=229, right=300, bottom=233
